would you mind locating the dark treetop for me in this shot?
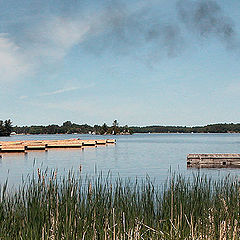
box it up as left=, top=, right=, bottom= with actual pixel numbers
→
left=0, top=119, right=13, bottom=136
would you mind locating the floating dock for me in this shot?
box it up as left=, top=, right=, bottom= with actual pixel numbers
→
left=45, top=140, right=83, bottom=148
left=0, top=139, right=116, bottom=153
left=82, top=140, right=96, bottom=146
left=96, top=139, right=107, bottom=145
left=26, top=144, right=47, bottom=150
left=187, top=154, right=240, bottom=168
left=0, top=145, right=26, bottom=153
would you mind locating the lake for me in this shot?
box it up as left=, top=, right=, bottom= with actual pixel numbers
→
left=1, top=133, right=240, bottom=186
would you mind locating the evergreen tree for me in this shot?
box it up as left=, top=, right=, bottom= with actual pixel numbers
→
left=112, top=120, right=120, bottom=135
left=101, top=123, right=108, bottom=134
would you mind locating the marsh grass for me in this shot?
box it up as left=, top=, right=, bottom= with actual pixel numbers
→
left=0, top=170, right=240, bottom=239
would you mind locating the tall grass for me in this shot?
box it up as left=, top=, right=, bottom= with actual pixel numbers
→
left=0, top=170, right=240, bottom=239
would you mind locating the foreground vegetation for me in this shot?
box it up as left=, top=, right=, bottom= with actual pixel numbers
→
left=1, top=172, right=240, bottom=239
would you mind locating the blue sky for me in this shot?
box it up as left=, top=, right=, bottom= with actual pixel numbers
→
left=1, top=0, right=240, bottom=126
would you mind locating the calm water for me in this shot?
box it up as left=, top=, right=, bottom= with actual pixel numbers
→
left=1, top=133, right=240, bottom=186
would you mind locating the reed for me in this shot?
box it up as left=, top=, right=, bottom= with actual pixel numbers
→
left=0, top=171, right=240, bottom=239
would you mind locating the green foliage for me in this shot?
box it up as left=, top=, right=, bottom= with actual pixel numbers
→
left=13, top=120, right=132, bottom=135
left=11, top=121, right=240, bottom=135
left=0, top=119, right=13, bottom=136
left=130, top=123, right=240, bottom=133
left=0, top=172, right=240, bottom=239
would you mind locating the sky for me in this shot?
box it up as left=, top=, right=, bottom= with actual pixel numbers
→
left=1, top=0, right=240, bottom=127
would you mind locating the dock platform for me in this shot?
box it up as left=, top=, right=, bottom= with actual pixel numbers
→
left=187, top=154, right=240, bottom=168
left=0, top=139, right=116, bottom=153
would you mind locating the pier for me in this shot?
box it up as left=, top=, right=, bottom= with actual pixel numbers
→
left=0, top=139, right=116, bottom=153
left=187, top=154, right=240, bottom=168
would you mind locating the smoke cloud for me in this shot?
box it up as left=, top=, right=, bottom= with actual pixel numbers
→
left=177, top=0, right=238, bottom=50
left=1, top=0, right=239, bottom=83
left=82, top=0, right=239, bottom=59
left=82, top=1, right=184, bottom=59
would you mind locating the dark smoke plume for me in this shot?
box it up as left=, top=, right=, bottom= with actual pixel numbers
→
left=83, top=0, right=239, bottom=60
left=83, top=1, right=184, bottom=59
left=177, top=0, right=238, bottom=50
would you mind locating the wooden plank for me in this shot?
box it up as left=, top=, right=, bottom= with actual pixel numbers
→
left=0, top=145, right=26, bottom=153
left=26, top=144, right=46, bottom=150
left=46, top=141, right=82, bottom=148
left=0, top=141, right=23, bottom=146
left=96, top=139, right=107, bottom=145
left=82, top=140, right=96, bottom=146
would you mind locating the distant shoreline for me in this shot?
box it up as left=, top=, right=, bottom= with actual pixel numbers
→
left=9, top=122, right=240, bottom=135
left=5, top=132, right=240, bottom=137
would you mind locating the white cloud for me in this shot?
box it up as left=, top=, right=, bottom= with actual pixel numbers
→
left=0, top=7, right=132, bottom=83
left=0, top=34, right=30, bottom=82
left=0, top=16, right=94, bottom=82
left=0, top=6, right=138, bottom=83
left=39, top=83, right=95, bottom=97
left=18, top=82, right=95, bottom=99
left=25, top=16, right=92, bottom=60
left=39, top=87, right=81, bottom=96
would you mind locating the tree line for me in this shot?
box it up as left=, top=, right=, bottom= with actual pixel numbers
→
left=3, top=119, right=240, bottom=136
left=0, top=120, right=13, bottom=136
left=13, top=120, right=132, bottom=135
left=129, top=123, right=240, bottom=133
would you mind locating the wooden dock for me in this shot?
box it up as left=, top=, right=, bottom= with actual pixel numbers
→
left=0, top=139, right=116, bottom=153
left=187, top=154, right=240, bottom=168
left=0, top=145, right=26, bottom=153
